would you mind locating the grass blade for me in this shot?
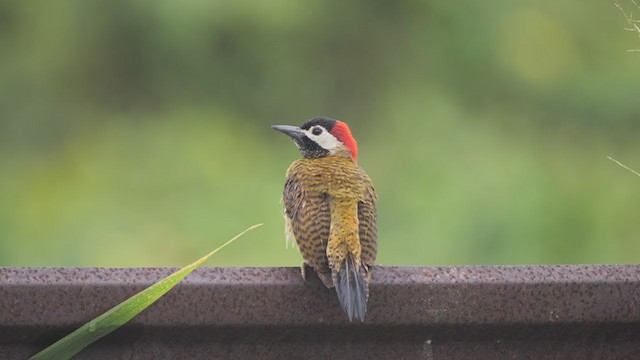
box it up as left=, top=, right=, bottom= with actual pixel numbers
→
left=30, top=223, right=263, bottom=360
left=607, top=156, right=640, bottom=177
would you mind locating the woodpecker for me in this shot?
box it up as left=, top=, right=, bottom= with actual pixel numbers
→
left=272, top=116, right=378, bottom=322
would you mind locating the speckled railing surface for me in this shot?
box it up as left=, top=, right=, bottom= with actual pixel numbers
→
left=1, top=265, right=639, bottom=359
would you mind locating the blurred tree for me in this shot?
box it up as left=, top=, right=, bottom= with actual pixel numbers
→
left=0, top=1, right=638, bottom=267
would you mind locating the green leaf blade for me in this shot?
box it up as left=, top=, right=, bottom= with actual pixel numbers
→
left=30, top=223, right=262, bottom=360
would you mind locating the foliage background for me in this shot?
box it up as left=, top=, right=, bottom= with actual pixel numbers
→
left=1, top=1, right=638, bottom=267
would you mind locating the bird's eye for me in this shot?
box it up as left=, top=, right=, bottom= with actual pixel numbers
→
left=312, top=127, right=323, bottom=136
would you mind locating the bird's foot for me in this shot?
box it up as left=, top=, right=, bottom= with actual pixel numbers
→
left=300, top=262, right=312, bottom=282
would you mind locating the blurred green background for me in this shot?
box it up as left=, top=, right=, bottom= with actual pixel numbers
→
left=1, top=1, right=638, bottom=267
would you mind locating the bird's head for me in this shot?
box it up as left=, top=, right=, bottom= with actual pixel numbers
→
left=272, top=116, right=358, bottom=162
left=272, top=117, right=358, bottom=162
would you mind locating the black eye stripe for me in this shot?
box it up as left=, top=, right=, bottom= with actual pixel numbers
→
left=301, top=117, right=337, bottom=132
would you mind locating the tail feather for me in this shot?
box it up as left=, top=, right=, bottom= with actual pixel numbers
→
left=334, top=254, right=368, bottom=322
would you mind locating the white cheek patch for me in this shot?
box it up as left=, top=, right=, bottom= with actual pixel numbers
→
left=303, top=128, right=341, bottom=151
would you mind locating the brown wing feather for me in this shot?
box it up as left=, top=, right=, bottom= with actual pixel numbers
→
left=283, top=174, right=333, bottom=287
left=358, top=174, right=378, bottom=268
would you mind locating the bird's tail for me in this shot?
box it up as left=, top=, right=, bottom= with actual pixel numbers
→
left=334, top=254, right=368, bottom=322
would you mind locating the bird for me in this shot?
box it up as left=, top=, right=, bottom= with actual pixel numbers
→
left=272, top=116, right=378, bottom=322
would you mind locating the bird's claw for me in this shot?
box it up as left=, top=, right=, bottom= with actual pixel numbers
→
left=300, top=262, right=310, bottom=282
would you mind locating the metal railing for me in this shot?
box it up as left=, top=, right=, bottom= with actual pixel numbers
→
left=1, top=265, right=639, bottom=359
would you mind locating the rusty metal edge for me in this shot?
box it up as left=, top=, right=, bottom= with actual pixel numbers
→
left=1, top=265, right=639, bottom=327
left=1, top=265, right=640, bottom=359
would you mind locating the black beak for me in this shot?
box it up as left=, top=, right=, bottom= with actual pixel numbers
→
left=271, top=125, right=305, bottom=140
